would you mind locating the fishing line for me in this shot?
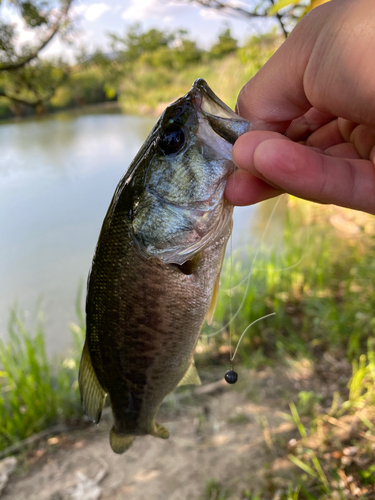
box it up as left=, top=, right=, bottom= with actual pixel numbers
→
left=221, top=197, right=310, bottom=383
left=229, top=199, right=310, bottom=292
left=230, top=312, right=276, bottom=362
left=225, top=214, right=238, bottom=384
left=206, top=196, right=282, bottom=339
left=229, top=234, right=233, bottom=364
left=223, top=187, right=281, bottom=383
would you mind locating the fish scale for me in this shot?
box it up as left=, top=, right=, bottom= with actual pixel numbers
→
left=79, top=79, right=252, bottom=453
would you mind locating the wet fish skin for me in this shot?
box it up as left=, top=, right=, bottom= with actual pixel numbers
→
left=79, top=79, right=251, bottom=453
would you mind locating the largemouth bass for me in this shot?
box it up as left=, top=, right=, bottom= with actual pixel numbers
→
left=79, top=79, right=251, bottom=454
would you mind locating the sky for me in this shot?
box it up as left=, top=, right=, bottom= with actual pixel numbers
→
left=0, top=0, right=278, bottom=61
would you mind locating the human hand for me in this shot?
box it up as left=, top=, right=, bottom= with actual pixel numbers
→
left=225, top=0, right=375, bottom=215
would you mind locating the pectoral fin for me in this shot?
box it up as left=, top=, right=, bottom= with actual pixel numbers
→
left=177, top=251, right=202, bottom=275
left=78, top=340, right=107, bottom=424
left=178, top=360, right=202, bottom=386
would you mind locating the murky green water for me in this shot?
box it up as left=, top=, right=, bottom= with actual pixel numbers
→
left=0, top=110, right=261, bottom=355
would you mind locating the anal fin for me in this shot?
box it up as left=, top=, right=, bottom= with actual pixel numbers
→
left=178, top=360, right=202, bottom=386
left=78, top=340, right=107, bottom=423
left=152, top=422, right=169, bottom=440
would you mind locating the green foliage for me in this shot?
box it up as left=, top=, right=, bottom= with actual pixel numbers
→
left=0, top=307, right=84, bottom=451
left=50, top=65, right=110, bottom=109
left=296, top=391, right=323, bottom=418
left=1, top=59, right=67, bottom=108
left=202, top=200, right=375, bottom=367
left=270, top=328, right=375, bottom=500
left=0, top=0, right=71, bottom=112
left=0, top=96, right=12, bottom=119
left=202, top=479, right=228, bottom=500
left=0, top=23, right=15, bottom=60
left=209, top=28, right=238, bottom=59
left=108, top=24, right=176, bottom=63
left=114, top=29, right=279, bottom=115
left=237, top=31, right=281, bottom=67
left=138, top=39, right=203, bottom=70
left=0, top=21, right=281, bottom=118
left=339, top=339, right=375, bottom=414
left=19, top=0, right=48, bottom=27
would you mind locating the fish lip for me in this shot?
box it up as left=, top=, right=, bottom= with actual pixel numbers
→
left=189, top=78, right=252, bottom=144
left=191, top=78, right=238, bottom=119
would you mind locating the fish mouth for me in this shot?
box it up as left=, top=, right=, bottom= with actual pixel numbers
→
left=189, top=78, right=252, bottom=145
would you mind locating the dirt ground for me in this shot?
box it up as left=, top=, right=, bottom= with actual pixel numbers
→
left=1, top=361, right=345, bottom=500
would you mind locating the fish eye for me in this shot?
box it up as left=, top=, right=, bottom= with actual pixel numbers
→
left=158, top=124, right=185, bottom=156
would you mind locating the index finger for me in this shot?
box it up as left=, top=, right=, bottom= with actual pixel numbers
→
left=236, top=12, right=315, bottom=132
left=236, top=0, right=375, bottom=133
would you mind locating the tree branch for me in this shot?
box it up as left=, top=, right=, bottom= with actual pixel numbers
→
left=187, top=0, right=291, bottom=38
left=0, top=1, right=72, bottom=72
left=188, top=0, right=265, bottom=19
left=269, top=0, right=288, bottom=38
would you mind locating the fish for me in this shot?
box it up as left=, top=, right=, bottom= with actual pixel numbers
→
left=78, top=78, right=251, bottom=454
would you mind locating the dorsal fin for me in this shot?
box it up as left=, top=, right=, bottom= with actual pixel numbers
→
left=178, top=360, right=202, bottom=386
left=78, top=340, right=107, bottom=423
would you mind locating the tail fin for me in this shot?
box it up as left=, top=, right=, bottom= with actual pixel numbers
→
left=110, top=427, right=136, bottom=454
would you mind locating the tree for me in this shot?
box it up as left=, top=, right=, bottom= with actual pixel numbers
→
left=183, top=0, right=331, bottom=39
left=0, top=0, right=73, bottom=114
left=209, top=27, right=238, bottom=59
left=106, top=26, right=204, bottom=75
left=108, top=25, right=176, bottom=64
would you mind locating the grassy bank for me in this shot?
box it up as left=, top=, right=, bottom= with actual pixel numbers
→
left=116, top=37, right=279, bottom=117
left=0, top=297, right=85, bottom=452
left=200, top=198, right=375, bottom=366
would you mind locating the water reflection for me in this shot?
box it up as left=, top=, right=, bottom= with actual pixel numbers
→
left=0, top=112, right=156, bottom=354
left=0, top=111, right=276, bottom=355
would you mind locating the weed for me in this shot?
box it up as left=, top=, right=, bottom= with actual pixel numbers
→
left=296, top=392, right=323, bottom=419
left=280, top=340, right=375, bottom=499
left=0, top=305, right=84, bottom=451
left=202, top=479, right=229, bottom=500
left=202, top=199, right=375, bottom=367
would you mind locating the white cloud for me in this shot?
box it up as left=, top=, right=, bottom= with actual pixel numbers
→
left=72, top=4, right=88, bottom=16
left=121, top=0, right=160, bottom=21
left=199, top=8, right=225, bottom=20
left=225, top=0, right=247, bottom=6
left=121, top=0, right=182, bottom=21
left=84, top=3, right=111, bottom=21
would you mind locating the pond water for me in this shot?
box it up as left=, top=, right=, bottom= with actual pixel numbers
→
left=0, top=109, right=275, bottom=356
